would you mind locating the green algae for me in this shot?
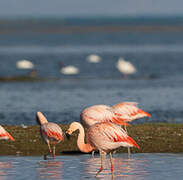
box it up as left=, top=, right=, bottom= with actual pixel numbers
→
left=1, top=123, right=183, bottom=156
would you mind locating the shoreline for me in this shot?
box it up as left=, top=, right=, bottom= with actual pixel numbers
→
left=1, top=123, right=183, bottom=156
left=1, top=25, right=183, bottom=35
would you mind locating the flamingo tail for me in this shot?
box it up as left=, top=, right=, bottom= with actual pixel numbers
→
left=137, top=109, right=151, bottom=118
left=126, top=136, right=140, bottom=149
left=112, top=117, right=129, bottom=126
left=6, top=132, right=15, bottom=141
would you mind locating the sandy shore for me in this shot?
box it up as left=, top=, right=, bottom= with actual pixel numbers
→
left=1, top=123, right=183, bottom=156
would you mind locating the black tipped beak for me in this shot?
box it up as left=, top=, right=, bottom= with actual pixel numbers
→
left=66, top=133, right=71, bottom=140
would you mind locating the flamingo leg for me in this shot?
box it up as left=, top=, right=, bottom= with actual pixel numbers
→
left=44, top=142, right=52, bottom=160
left=92, top=150, right=95, bottom=158
left=109, top=152, right=114, bottom=177
left=53, top=146, right=56, bottom=159
left=124, top=125, right=131, bottom=158
left=95, top=151, right=105, bottom=177
left=48, top=142, right=52, bottom=154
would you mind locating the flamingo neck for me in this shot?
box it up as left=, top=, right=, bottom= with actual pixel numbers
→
left=77, top=124, right=94, bottom=153
left=36, top=112, right=48, bottom=125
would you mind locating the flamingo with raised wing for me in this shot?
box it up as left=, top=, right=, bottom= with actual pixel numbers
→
left=0, top=125, right=14, bottom=141
left=66, top=122, right=139, bottom=177
left=36, top=112, right=64, bottom=159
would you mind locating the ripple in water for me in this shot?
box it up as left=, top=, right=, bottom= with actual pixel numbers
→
left=0, top=154, right=183, bottom=180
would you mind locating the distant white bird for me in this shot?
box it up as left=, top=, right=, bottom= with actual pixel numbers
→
left=86, top=54, right=101, bottom=63
left=16, top=60, right=34, bottom=69
left=60, top=65, right=79, bottom=75
left=116, top=58, right=136, bottom=77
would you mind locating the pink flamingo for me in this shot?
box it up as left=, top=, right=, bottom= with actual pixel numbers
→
left=112, top=102, right=151, bottom=155
left=112, top=102, right=151, bottom=123
left=36, top=112, right=64, bottom=159
left=66, top=122, right=140, bottom=177
left=80, top=102, right=151, bottom=128
left=0, top=125, right=14, bottom=141
left=80, top=104, right=128, bottom=128
left=80, top=102, right=150, bottom=156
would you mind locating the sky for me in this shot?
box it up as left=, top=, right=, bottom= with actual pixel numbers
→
left=0, top=0, right=183, bottom=17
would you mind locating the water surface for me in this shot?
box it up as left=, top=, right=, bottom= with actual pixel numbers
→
left=0, top=153, right=182, bottom=180
left=0, top=17, right=183, bottom=125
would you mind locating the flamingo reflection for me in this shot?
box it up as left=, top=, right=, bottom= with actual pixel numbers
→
left=0, top=161, right=13, bottom=180
left=84, top=154, right=148, bottom=179
left=37, top=160, right=62, bottom=179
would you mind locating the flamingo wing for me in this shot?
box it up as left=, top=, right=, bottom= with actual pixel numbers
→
left=100, top=123, right=140, bottom=149
left=41, top=123, right=63, bottom=141
left=112, top=102, right=151, bottom=122
left=0, top=126, right=14, bottom=141
left=87, top=122, right=139, bottom=151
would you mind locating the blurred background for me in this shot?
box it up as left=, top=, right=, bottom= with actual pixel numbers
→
left=0, top=0, right=183, bottom=125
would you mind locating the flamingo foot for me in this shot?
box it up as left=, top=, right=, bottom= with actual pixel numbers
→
left=44, top=150, right=52, bottom=160
left=95, top=167, right=103, bottom=177
left=43, top=154, right=47, bottom=160
left=92, top=151, right=95, bottom=158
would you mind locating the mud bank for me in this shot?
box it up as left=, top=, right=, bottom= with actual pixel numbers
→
left=1, top=123, right=183, bottom=156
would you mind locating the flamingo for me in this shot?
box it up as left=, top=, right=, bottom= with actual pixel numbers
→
left=112, top=102, right=150, bottom=155
left=116, top=58, right=136, bottom=78
left=80, top=102, right=150, bottom=156
left=112, top=102, right=151, bottom=123
left=80, top=102, right=151, bottom=128
left=16, top=60, right=34, bottom=69
left=86, top=54, right=101, bottom=63
left=59, top=62, right=79, bottom=75
left=66, top=122, right=140, bottom=177
left=36, top=112, right=64, bottom=159
left=60, top=65, right=79, bottom=75
left=0, top=125, right=14, bottom=141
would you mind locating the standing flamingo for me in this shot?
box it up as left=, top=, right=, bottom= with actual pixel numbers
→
left=116, top=57, right=136, bottom=78
left=36, top=112, right=64, bottom=159
left=80, top=102, right=151, bottom=128
left=112, top=102, right=151, bottom=123
left=80, top=104, right=128, bottom=129
left=16, top=59, right=34, bottom=69
left=112, top=102, right=151, bottom=155
left=86, top=54, right=101, bottom=63
left=66, top=122, right=139, bottom=177
left=80, top=102, right=150, bottom=156
left=0, top=125, right=14, bottom=141
left=59, top=62, right=79, bottom=75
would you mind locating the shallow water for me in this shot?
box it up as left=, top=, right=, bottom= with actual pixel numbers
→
left=0, top=153, right=182, bottom=180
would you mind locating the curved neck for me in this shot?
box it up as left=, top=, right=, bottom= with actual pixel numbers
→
left=77, top=125, right=94, bottom=153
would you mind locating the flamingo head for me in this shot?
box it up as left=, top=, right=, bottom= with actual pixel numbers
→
left=66, top=122, right=82, bottom=137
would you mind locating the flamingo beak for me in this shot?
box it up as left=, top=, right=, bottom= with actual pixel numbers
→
left=65, top=129, right=71, bottom=139
left=65, top=133, right=70, bottom=139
